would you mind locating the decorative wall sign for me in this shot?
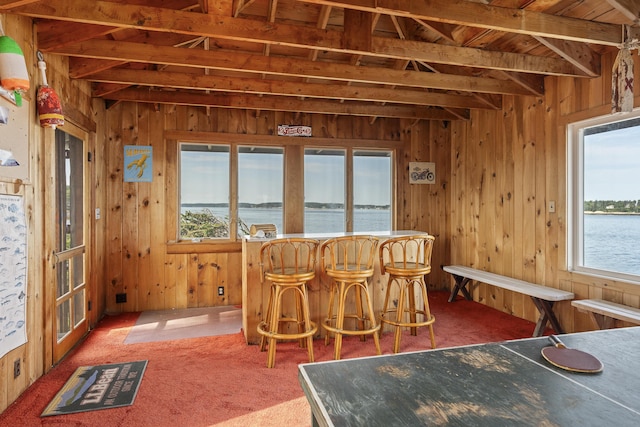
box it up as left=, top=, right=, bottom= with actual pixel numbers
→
left=409, top=162, right=436, bottom=184
left=277, top=125, right=312, bottom=137
left=0, top=194, right=27, bottom=358
left=124, top=145, right=152, bottom=182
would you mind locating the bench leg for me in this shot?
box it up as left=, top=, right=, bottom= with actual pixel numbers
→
left=531, top=298, right=564, bottom=337
left=448, top=275, right=473, bottom=302
left=590, top=313, right=615, bottom=329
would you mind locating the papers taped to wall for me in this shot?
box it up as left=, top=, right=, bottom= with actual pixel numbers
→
left=0, top=148, right=19, bottom=166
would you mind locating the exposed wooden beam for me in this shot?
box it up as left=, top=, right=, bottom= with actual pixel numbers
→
left=369, top=36, right=587, bottom=76
left=262, top=0, right=278, bottom=56
left=295, top=0, right=623, bottom=46
left=35, top=21, right=121, bottom=51
left=68, top=57, right=127, bottom=78
left=412, top=18, right=457, bottom=44
left=606, top=0, right=640, bottom=25
left=85, top=68, right=496, bottom=109
left=489, top=70, right=545, bottom=98
left=344, top=9, right=372, bottom=52
left=0, top=0, right=40, bottom=9
left=92, top=82, right=131, bottom=97
left=307, top=4, right=332, bottom=61
left=533, top=36, right=601, bottom=78
left=55, top=39, right=535, bottom=96
left=205, top=0, right=233, bottom=16
left=389, top=15, right=406, bottom=40
left=102, top=88, right=465, bottom=120
left=267, top=0, right=278, bottom=22
left=15, top=0, right=593, bottom=76
left=233, top=0, right=255, bottom=17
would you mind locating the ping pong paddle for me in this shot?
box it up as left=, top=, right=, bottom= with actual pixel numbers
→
left=541, top=335, right=603, bottom=373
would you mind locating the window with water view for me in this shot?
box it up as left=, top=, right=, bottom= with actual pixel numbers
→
left=180, top=143, right=392, bottom=239
left=180, top=144, right=231, bottom=239
left=304, top=149, right=392, bottom=233
left=569, top=112, right=640, bottom=281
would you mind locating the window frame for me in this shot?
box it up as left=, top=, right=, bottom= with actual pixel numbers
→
left=303, top=146, right=394, bottom=234
left=178, top=143, right=232, bottom=240
left=237, top=145, right=285, bottom=237
left=174, top=137, right=397, bottom=246
left=352, top=148, right=393, bottom=233
left=304, top=147, right=347, bottom=233
left=567, top=109, right=640, bottom=284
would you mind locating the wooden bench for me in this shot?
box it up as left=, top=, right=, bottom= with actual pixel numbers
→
left=571, top=299, right=640, bottom=330
left=443, top=265, right=574, bottom=337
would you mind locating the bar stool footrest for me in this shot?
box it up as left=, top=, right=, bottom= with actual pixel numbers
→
left=380, top=312, right=436, bottom=329
left=323, top=323, right=380, bottom=337
left=257, top=321, right=317, bottom=341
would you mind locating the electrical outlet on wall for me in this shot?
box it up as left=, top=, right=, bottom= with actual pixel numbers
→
left=218, top=286, right=224, bottom=296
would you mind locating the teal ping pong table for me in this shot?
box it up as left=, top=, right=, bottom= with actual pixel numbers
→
left=299, top=326, right=640, bottom=426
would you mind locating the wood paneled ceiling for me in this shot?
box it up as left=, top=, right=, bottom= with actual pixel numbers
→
left=1, top=0, right=638, bottom=121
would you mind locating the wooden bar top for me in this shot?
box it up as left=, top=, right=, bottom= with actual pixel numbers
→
left=241, top=231, right=428, bottom=344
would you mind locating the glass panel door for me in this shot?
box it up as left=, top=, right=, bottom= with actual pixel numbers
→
left=53, top=130, right=88, bottom=362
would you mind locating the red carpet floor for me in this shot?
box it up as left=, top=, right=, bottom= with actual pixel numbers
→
left=0, top=291, right=543, bottom=426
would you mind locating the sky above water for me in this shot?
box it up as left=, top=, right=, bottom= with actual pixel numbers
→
left=584, top=124, right=640, bottom=201
left=180, top=149, right=392, bottom=205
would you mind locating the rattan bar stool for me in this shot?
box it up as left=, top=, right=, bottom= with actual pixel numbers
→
left=320, top=235, right=381, bottom=360
left=257, top=238, right=320, bottom=368
left=379, top=234, right=436, bottom=353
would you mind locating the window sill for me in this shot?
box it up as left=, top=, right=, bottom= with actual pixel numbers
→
left=563, top=268, right=640, bottom=291
left=166, top=240, right=242, bottom=254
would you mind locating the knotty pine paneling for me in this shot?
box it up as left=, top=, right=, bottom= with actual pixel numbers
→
left=102, top=104, right=427, bottom=313
left=0, top=14, right=99, bottom=414
left=448, top=51, right=640, bottom=330
left=401, top=119, right=451, bottom=291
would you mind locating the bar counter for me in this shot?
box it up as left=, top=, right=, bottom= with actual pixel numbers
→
left=241, top=230, right=427, bottom=344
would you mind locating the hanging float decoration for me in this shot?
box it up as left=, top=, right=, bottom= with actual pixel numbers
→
left=0, top=33, right=29, bottom=92
left=612, top=25, right=640, bottom=114
left=0, top=23, right=29, bottom=106
left=36, top=50, right=64, bottom=129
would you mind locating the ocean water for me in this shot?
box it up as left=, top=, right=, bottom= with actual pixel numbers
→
left=182, top=207, right=640, bottom=277
left=584, top=214, right=640, bottom=276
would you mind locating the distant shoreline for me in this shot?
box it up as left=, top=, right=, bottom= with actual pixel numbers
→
left=181, top=203, right=391, bottom=210
left=584, top=211, right=640, bottom=215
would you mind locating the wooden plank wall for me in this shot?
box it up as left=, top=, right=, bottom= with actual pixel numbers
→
left=448, top=50, right=640, bottom=332
left=400, top=118, right=451, bottom=288
left=0, top=15, right=34, bottom=412
left=0, top=14, right=98, bottom=413
left=102, top=106, right=452, bottom=313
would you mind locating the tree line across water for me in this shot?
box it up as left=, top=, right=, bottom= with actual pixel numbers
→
left=584, top=200, right=640, bottom=213
left=182, top=202, right=390, bottom=209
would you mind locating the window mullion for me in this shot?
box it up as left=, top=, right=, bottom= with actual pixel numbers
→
left=346, top=148, right=353, bottom=232
left=230, top=143, right=238, bottom=242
